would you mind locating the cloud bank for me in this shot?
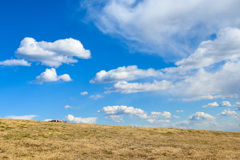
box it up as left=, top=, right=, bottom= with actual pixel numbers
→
left=90, top=28, right=240, bottom=100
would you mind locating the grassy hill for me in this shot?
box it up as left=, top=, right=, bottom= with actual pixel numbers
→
left=0, top=118, right=240, bottom=160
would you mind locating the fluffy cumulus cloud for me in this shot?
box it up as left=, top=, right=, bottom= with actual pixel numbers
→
left=202, top=101, right=232, bottom=108
left=202, top=102, right=219, bottom=108
left=220, top=101, right=232, bottom=107
left=176, top=112, right=217, bottom=129
left=0, top=59, right=31, bottom=66
left=34, top=68, right=72, bottom=84
left=82, top=0, right=240, bottom=57
left=65, top=114, right=97, bottom=124
left=146, top=111, right=173, bottom=124
left=4, top=115, right=37, bottom=120
left=15, top=37, right=91, bottom=67
left=99, top=105, right=178, bottom=124
left=90, top=65, right=161, bottom=83
left=107, top=80, right=172, bottom=94
left=219, top=109, right=237, bottom=117
left=99, top=105, right=147, bottom=122
left=188, top=112, right=216, bottom=121
left=143, top=110, right=239, bottom=130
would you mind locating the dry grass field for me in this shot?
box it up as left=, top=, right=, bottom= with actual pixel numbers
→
left=0, top=118, right=240, bottom=160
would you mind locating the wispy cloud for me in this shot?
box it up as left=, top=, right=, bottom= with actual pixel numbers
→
left=89, top=94, right=103, bottom=100
left=4, top=115, right=37, bottom=120
left=82, top=0, right=240, bottom=57
left=0, top=59, right=31, bottom=66
left=64, top=105, right=73, bottom=110
left=80, top=91, right=88, bottom=95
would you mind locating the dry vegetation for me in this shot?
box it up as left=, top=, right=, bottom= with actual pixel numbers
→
left=0, top=118, right=240, bottom=160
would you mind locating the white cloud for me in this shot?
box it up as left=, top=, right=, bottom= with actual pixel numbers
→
left=90, top=65, right=161, bottom=83
left=176, top=110, right=184, bottom=113
left=234, top=102, right=240, bottom=111
left=80, top=91, right=88, bottom=95
left=99, top=105, right=147, bottom=119
left=188, top=112, right=216, bottom=121
left=147, top=119, right=170, bottom=124
left=5, top=115, right=37, bottom=120
left=175, top=112, right=217, bottom=130
left=88, top=28, right=240, bottom=99
left=88, top=28, right=240, bottom=97
left=220, top=101, right=232, bottom=107
left=107, top=80, right=172, bottom=94
left=0, top=59, right=31, bottom=66
left=168, top=28, right=240, bottom=71
left=89, top=94, right=103, bottom=100
left=182, top=95, right=238, bottom=101
left=164, top=28, right=240, bottom=99
left=146, top=111, right=173, bottom=124
left=82, top=0, right=240, bottom=57
left=106, top=115, right=124, bottom=123
left=235, top=102, right=240, bottom=107
left=65, top=114, right=97, bottom=124
left=219, top=109, right=237, bottom=117
left=170, top=60, right=240, bottom=98
left=173, top=115, right=180, bottom=119
left=16, top=37, right=91, bottom=67
left=202, top=102, right=219, bottom=108
left=59, top=74, right=72, bottom=82
left=86, top=28, right=240, bottom=101
left=88, top=28, right=240, bottom=98
left=149, top=111, right=171, bottom=119
left=34, top=68, right=72, bottom=84
left=64, top=105, right=72, bottom=110
left=235, top=107, right=240, bottom=111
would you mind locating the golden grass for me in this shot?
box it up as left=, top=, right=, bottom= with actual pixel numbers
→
left=0, top=118, right=240, bottom=160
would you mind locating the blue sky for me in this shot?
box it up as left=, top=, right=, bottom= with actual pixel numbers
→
left=1, top=0, right=240, bottom=131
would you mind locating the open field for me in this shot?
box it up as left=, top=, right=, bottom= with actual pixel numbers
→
left=0, top=118, right=240, bottom=160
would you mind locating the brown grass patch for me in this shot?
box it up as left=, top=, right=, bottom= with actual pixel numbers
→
left=0, top=118, right=239, bottom=159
